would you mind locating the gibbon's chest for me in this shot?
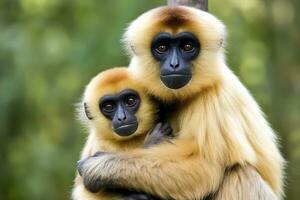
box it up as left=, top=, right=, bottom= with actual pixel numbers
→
left=162, top=98, right=201, bottom=137
left=97, top=135, right=146, bottom=153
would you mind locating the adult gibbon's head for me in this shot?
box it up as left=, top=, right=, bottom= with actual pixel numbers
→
left=80, top=67, right=157, bottom=141
left=123, top=6, right=227, bottom=101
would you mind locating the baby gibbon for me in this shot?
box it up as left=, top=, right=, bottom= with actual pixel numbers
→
left=72, top=67, right=171, bottom=200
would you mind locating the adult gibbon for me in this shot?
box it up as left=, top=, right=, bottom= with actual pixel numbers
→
left=72, top=67, right=171, bottom=200
left=77, top=6, right=284, bottom=200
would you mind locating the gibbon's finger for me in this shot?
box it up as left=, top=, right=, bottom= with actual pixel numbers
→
left=161, top=123, right=172, bottom=132
left=149, top=122, right=163, bottom=135
left=161, top=127, right=173, bottom=137
left=160, top=123, right=173, bottom=137
left=92, top=151, right=107, bottom=157
left=83, top=176, right=103, bottom=193
left=160, top=123, right=169, bottom=130
left=122, top=194, right=156, bottom=200
left=164, top=128, right=173, bottom=137
left=76, top=159, right=85, bottom=176
left=77, top=152, right=107, bottom=176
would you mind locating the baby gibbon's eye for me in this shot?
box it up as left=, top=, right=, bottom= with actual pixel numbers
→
left=102, top=101, right=115, bottom=112
left=125, top=95, right=137, bottom=107
left=182, top=43, right=194, bottom=52
left=156, top=44, right=168, bottom=54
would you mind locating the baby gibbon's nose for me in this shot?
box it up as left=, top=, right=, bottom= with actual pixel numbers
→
left=116, top=105, right=126, bottom=122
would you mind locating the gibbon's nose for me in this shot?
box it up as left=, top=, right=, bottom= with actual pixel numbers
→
left=116, top=106, right=126, bottom=122
left=112, top=105, right=138, bottom=137
left=170, top=50, right=179, bottom=69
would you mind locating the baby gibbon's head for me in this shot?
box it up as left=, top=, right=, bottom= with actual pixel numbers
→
left=81, top=67, right=157, bottom=141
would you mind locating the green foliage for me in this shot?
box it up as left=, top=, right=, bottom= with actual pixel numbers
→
left=0, top=0, right=299, bottom=199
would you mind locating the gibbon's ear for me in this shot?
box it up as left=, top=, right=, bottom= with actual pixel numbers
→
left=130, top=44, right=137, bottom=55
left=220, top=38, right=224, bottom=48
left=121, top=28, right=138, bottom=57
left=219, top=37, right=227, bottom=49
left=121, top=41, right=138, bottom=57
left=83, top=102, right=93, bottom=120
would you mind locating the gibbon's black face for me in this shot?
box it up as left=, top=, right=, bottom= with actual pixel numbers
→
left=99, top=89, right=141, bottom=136
left=151, top=32, right=200, bottom=89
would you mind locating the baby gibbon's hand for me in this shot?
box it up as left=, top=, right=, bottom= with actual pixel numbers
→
left=143, top=122, right=173, bottom=148
left=76, top=151, right=111, bottom=193
left=122, top=193, right=159, bottom=200
left=76, top=151, right=106, bottom=176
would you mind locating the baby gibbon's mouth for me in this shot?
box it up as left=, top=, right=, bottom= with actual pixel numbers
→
left=113, top=122, right=138, bottom=137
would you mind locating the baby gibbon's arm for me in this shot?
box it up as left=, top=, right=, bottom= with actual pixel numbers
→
left=78, top=138, right=224, bottom=200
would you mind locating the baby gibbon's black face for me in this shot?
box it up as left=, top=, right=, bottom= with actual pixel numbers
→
left=99, top=89, right=140, bottom=136
left=151, top=32, right=200, bottom=89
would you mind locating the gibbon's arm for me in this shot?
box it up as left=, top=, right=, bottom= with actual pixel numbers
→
left=73, top=133, right=119, bottom=200
left=78, top=138, right=225, bottom=200
left=212, top=165, right=278, bottom=200
left=73, top=124, right=172, bottom=200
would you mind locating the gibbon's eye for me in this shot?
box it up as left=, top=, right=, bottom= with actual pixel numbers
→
left=181, top=43, right=194, bottom=52
left=102, top=101, right=115, bottom=113
left=155, top=44, right=168, bottom=54
left=125, top=95, right=137, bottom=107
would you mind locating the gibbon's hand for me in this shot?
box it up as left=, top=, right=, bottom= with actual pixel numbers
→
left=76, top=151, right=109, bottom=193
left=77, top=151, right=106, bottom=176
left=143, top=122, right=173, bottom=148
left=77, top=123, right=174, bottom=194
left=122, top=193, right=160, bottom=200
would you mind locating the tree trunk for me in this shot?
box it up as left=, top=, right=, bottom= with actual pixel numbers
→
left=167, top=0, right=208, bottom=11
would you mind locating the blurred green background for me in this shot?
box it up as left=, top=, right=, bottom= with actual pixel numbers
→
left=0, top=0, right=299, bottom=199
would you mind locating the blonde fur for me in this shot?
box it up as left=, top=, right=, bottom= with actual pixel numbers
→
left=125, top=6, right=284, bottom=199
left=77, top=6, right=284, bottom=200
left=212, top=165, right=278, bottom=200
left=72, top=67, right=158, bottom=200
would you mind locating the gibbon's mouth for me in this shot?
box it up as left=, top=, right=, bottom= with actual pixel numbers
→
left=160, top=74, right=192, bottom=89
left=113, top=122, right=138, bottom=137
